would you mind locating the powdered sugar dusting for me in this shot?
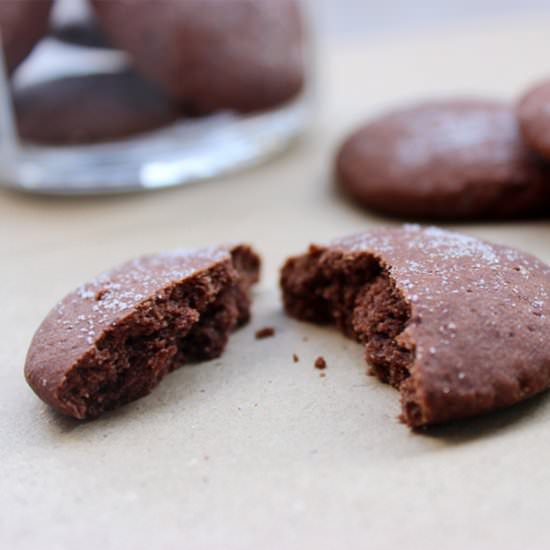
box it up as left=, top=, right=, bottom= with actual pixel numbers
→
left=336, top=224, right=499, bottom=265
left=389, top=102, right=518, bottom=168
left=406, top=225, right=500, bottom=264
left=52, top=246, right=231, bottom=348
left=332, top=225, right=550, bottom=361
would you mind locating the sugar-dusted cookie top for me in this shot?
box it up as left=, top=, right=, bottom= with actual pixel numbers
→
left=336, top=99, right=550, bottom=219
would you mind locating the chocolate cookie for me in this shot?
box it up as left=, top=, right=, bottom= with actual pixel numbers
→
left=280, top=225, right=550, bottom=427
left=14, top=71, right=184, bottom=145
left=517, top=79, right=550, bottom=161
left=336, top=99, right=550, bottom=219
left=25, top=244, right=260, bottom=419
left=91, top=0, right=305, bottom=112
left=0, top=0, right=53, bottom=74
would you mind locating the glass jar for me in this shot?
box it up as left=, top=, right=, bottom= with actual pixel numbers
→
left=0, top=0, right=313, bottom=195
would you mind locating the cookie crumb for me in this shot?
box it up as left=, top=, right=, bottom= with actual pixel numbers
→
left=95, top=288, right=109, bottom=301
left=320, top=372, right=326, bottom=378
left=314, top=356, right=327, bottom=370
left=292, top=353, right=300, bottom=363
left=255, top=326, right=275, bottom=339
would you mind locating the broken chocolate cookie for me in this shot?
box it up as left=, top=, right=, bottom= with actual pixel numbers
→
left=25, top=244, right=260, bottom=419
left=280, top=225, right=550, bottom=427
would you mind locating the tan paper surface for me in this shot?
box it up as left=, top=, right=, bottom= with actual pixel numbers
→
left=2, top=18, right=550, bottom=549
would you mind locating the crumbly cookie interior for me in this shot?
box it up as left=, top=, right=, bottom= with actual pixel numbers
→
left=281, top=248, right=418, bottom=422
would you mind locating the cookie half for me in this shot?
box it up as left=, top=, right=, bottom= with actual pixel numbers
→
left=14, top=71, right=184, bottom=145
left=91, top=0, right=305, bottom=112
left=336, top=99, right=550, bottom=219
left=517, top=79, right=550, bottom=161
left=0, top=0, right=53, bottom=74
left=281, top=225, right=550, bottom=427
left=25, top=244, right=260, bottom=419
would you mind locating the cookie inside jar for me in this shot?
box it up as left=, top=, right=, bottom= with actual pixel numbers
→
left=2, top=0, right=311, bottom=194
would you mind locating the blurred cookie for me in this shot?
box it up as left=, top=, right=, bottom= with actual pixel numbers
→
left=91, top=0, right=305, bottom=112
left=0, top=0, right=53, bottom=74
left=517, top=79, right=550, bottom=160
left=14, top=71, right=184, bottom=144
left=336, top=99, right=550, bottom=219
left=281, top=225, right=550, bottom=427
